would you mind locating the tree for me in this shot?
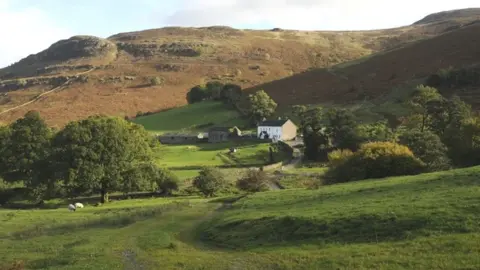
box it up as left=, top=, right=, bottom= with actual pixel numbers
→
left=0, top=111, right=52, bottom=186
left=206, top=81, right=224, bottom=100
left=429, top=95, right=471, bottom=137
left=300, top=107, right=330, bottom=161
left=325, top=108, right=361, bottom=151
left=399, top=130, right=450, bottom=172
left=220, top=84, right=242, bottom=105
left=192, top=167, right=227, bottom=197
left=186, top=85, right=209, bottom=104
left=236, top=169, right=270, bottom=193
left=355, top=121, right=395, bottom=143
left=408, top=85, right=443, bottom=132
left=248, top=90, right=277, bottom=123
left=156, top=167, right=179, bottom=195
left=443, top=116, right=480, bottom=167
left=51, top=116, right=158, bottom=203
left=292, top=105, right=307, bottom=134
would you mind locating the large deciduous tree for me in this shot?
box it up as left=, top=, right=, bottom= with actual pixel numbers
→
left=248, top=90, right=277, bottom=123
left=408, top=85, right=443, bottom=132
left=0, top=111, right=52, bottom=187
left=51, top=116, right=159, bottom=203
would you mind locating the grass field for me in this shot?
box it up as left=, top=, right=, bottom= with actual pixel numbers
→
left=133, top=101, right=249, bottom=134
left=155, top=141, right=289, bottom=184
left=155, top=141, right=283, bottom=168
left=2, top=166, right=480, bottom=269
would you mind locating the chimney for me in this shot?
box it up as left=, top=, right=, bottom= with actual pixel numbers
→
left=262, top=117, right=266, bottom=121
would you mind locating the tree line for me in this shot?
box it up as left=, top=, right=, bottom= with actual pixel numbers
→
left=295, top=84, right=480, bottom=184
left=186, top=81, right=278, bottom=124
left=0, top=112, right=178, bottom=204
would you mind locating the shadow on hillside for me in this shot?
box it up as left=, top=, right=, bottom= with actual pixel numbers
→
left=194, top=169, right=480, bottom=250
left=9, top=202, right=190, bottom=241
left=198, top=214, right=432, bottom=250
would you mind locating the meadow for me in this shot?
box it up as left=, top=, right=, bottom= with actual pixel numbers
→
left=2, top=166, right=480, bottom=269
left=154, top=140, right=289, bottom=182
left=133, top=101, right=249, bottom=134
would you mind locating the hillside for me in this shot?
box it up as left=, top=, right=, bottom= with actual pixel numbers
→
left=245, top=21, right=480, bottom=108
left=0, top=10, right=479, bottom=126
left=1, top=166, right=479, bottom=269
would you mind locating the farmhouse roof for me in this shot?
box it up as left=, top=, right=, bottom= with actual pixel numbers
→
left=258, top=119, right=290, bottom=127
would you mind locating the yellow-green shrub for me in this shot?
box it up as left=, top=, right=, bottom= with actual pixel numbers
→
left=327, top=149, right=353, bottom=167
left=325, top=142, right=425, bottom=184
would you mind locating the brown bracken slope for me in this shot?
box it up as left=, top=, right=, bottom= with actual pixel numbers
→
left=245, top=22, right=480, bottom=107
left=0, top=9, right=479, bottom=126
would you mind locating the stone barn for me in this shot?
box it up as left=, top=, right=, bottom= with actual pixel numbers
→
left=208, top=127, right=230, bottom=143
left=158, top=133, right=204, bottom=144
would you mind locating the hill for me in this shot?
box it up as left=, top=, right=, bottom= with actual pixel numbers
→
left=1, top=166, right=479, bottom=269
left=414, top=8, right=480, bottom=25
left=245, top=21, right=480, bottom=109
left=0, top=9, right=480, bottom=126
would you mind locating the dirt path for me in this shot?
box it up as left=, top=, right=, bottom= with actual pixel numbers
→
left=0, top=68, right=95, bottom=116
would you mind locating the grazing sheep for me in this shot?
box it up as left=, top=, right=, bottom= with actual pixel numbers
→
left=68, top=204, right=76, bottom=212
left=74, top=202, right=84, bottom=209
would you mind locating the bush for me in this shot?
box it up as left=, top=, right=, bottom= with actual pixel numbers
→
left=192, top=168, right=227, bottom=197
left=156, top=168, right=179, bottom=195
left=325, top=142, right=425, bottom=184
left=150, top=76, right=163, bottom=86
left=236, top=169, right=270, bottom=192
left=399, top=130, right=450, bottom=172
left=327, top=149, right=353, bottom=167
left=186, top=85, right=209, bottom=104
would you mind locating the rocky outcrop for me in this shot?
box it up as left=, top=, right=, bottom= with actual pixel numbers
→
left=17, top=36, right=117, bottom=65
left=0, top=75, right=89, bottom=91
left=155, top=64, right=185, bottom=72
left=117, top=42, right=211, bottom=57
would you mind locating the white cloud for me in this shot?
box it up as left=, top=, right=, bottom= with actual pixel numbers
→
left=163, top=0, right=480, bottom=30
left=0, top=0, right=72, bottom=68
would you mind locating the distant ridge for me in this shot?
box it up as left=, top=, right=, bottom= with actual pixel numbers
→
left=414, top=8, right=480, bottom=25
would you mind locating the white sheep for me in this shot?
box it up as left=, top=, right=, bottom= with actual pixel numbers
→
left=74, top=202, right=84, bottom=209
left=68, top=204, right=76, bottom=212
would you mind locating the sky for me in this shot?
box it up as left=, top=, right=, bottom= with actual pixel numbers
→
left=0, top=0, right=479, bottom=68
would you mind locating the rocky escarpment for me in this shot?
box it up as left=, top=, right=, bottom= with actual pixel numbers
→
left=0, top=75, right=89, bottom=91
left=116, top=42, right=212, bottom=57
left=0, top=36, right=117, bottom=79
left=21, top=36, right=117, bottom=64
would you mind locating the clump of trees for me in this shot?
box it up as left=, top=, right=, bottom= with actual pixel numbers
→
left=0, top=111, right=177, bottom=204
left=297, top=83, right=480, bottom=184
left=186, top=81, right=243, bottom=105
left=426, top=66, right=480, bottom=89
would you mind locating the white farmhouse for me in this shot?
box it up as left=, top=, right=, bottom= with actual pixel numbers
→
left=257, top=119, right=297, bottom=141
